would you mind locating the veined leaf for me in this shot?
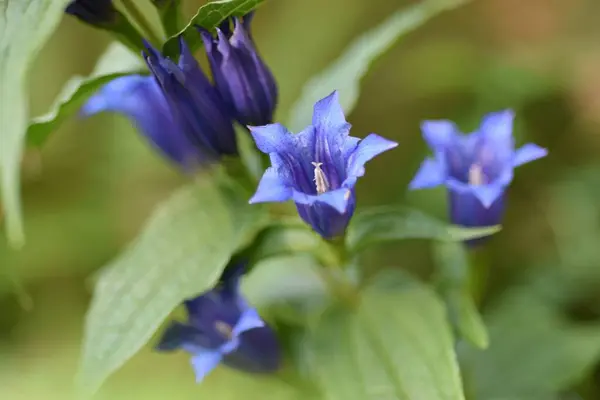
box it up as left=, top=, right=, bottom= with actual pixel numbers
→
left=0, top=0, right=72, bottom=246
left=77, top=173, right=267, bottom=397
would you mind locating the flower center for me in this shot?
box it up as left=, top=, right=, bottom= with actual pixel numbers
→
left=468, top=163, right=486, bottom=186
left=214, top=321, right=233, bottom=340
left=312, top=162, right=330, bottom=194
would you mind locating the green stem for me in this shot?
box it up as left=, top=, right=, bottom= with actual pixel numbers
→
left=120, top=0, right=163, bottom=46
left=468, top=247, right=490, bottom=306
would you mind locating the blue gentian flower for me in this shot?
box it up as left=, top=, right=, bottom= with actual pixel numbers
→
left=249, top=91, right=398, bottom=239
left=143, top=39, right=238, bottom=159
left=82, top=75, right=201, bottom=169
left=82, top=38, right=237, bottom=169
left=66, top=0, right=117, bottom=26
left=409, top=110, right=547, bottom=235
left=199, top=12, right=278, bottom=126
left=156, top=263, right=281, bottom=381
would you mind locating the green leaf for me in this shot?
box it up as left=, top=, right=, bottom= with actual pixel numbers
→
left=162, top=0, right=265, bottom=59
left=0, top=0, right=73, bottom=246
left=303, top=273, right=465, bottom=400
left=243, top=254, right=327, bottom=308
left=434, top=241, right=488, bottom=349
left=287, top=0, right=472, bottom=132
left=464, top=291, right=600, bottom=399
left=346, top=205, right=500, bottom=253
left=78, top=174, right=267, bottom=397
left=27, top=42, right=145, bottom=147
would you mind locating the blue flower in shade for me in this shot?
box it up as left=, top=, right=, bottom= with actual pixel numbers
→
left=249, top=91, right=398, bottom=239
left=143, top=39, right=238, bottom=160
left=409, top=110, right=547, bottom=237
left=156, top=263, right=281, bottom=382
left=199, top=12, right=278, bottom=127
left=82, top=75, right=201, bottom=170
left=66, top=0, right=117, bottom=26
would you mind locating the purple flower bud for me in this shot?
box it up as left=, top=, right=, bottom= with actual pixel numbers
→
left=66, top=0, right=118, bottom=26
left=410, top=110, right=548, bottom=245
left=248, top=91, right=397, bottom=239
left=156, top=262, right=281, bottom=382
left=199, top=13, right=278, bottom=127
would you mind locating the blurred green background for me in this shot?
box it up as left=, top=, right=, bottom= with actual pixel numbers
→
left=3, top=0, right=600, bottom=398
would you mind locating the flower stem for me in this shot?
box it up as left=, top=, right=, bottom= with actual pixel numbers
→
left=120, top=0, right=163, bottom=46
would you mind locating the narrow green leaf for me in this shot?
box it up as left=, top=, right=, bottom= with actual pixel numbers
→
left=27, top=42, right=145, bottom=147
left=433, top=241, right=488, bottom=349
left=162, top=0, right=264, bottom=59
left=77, top=174, right=267, bottom=397
left=243, top=254, right=327, bottom=308
left=304, top=273, right=465, bottom=400
left=464, top=292, right=600, bottom=399
left=346, top=205, right=500, bottom=253
left=0, top=0, right=73, bottom=246
left=154, top=0, right=183, bottom=37
left=287, top=0, right=472, bottom=131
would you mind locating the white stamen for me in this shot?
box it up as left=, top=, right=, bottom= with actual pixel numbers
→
left=312, top=162, right=330, bottom=194
left=214, top=321, right=233, bottom=339
left=468, top=164, right=485, bottom=186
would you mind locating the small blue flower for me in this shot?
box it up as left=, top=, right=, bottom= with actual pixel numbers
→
left=199, top=12, right=277, bottom=127
left=249, top=91, right=398, bottom=239
left=82, top=75, right=201, bottom=170
left=143, top=39, right=238, bottom=160
left=66, top=0, right=117, bottom=26
left=409, top=110, right=547, bottom=237
left=156, top=263, right=281, bottom=382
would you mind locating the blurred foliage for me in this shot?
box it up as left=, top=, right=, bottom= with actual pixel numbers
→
left=3, top=0, right=600, bottom=399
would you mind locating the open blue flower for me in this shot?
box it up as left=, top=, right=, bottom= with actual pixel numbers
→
left=156, top=263, right=281, bottom=382
left=66, top=0, right=117, bottom=26
left=409, top=110, right=547, bottom=235
left=199, top=12, right=277, bottom=127
left=249, top=91, right=398, bottom=239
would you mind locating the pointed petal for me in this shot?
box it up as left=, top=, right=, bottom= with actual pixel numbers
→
left=190, top=350, right=223, bottom=383
left=513, top=143, right=547, bottom=167
left=422, top=120, right=459, bottom=150
left=249, top=123, right=292, bottom=154
left=409, top=158, right=446, bottom=190
left=232, top=308, right=265, bottom=336
left=479, top=109, right=515, bottom=141
left=471, top=183, right=507, bottom=208
left=155, top=321, right=202, bottom=352
left=312, top=91, right=350, bottom=132
left=249, top=167, right=292, bottom=203
left=346, top=133, right=398, bottom=177
left=292, top=188, right=351, bottom=214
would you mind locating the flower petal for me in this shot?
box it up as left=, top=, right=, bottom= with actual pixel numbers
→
left=155, top=321, right=204, bottom=352
left=421, top=120, right=459, bottom=150
left=190, top=350, right=223, bottom=383
left=479, top=109, right=514, bottom=141
left=248, top=123, right=292, bottom=154
left=232, top=308, right=265, bottom=336
left=312, top=90, right=350, bottom=132
left=346, top=133, right=398, bottom=177
left=292, top=188, right=350, bottom=214
left=409, top=158, right=446, bottom=189
left=471, top=183, right=506, bottom=208
left=249, top=167, right=292, bottom=204
left=513, top=143, right=548, bottom=167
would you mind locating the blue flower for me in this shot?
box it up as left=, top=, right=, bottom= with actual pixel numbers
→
left=249, top=91, right=398, bottom=239
left=66, top=0, right=118, bottom=26
left=82, top=75, right=202, bottom=170
left=156, top=263, right=281, bottom=382
left=199, top=12, right=278, bottom=127
left=82, top=38, right=237, bottom=169
left=409, top=110, right=547, bottom=236
left=143, top=39, right=238, bottom=159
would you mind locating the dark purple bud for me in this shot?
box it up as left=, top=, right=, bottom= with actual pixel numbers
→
left=199, top=14, right=278, bottom=126
left=66, top=0, right=118, bottom=26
